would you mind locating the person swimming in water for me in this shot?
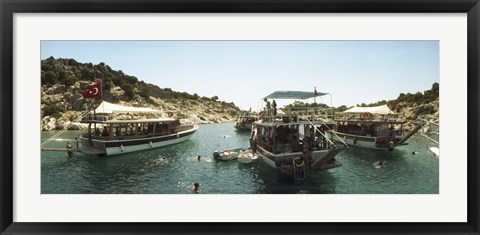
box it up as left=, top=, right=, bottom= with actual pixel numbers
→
left=192, top=182, right=200, bottom=193
left=374, top=161, right=386, bottom=168
left=66, top=141, right=74, bottom=157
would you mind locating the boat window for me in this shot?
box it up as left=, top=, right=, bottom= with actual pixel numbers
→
left=375, top=124, right=390, bottom=137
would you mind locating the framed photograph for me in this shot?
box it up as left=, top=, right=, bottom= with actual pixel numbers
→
left=1, top=0, right=479, bottom=234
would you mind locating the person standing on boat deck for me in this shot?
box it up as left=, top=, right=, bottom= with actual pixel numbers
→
left=272, top=100, right=277, bottom=116
left=102, top=128, right=109, bottom=137
left=265, top=99, right=271, bottom=117
left=292, top=111, right=298, bottom=122
left=66, top=142, right=74, bottom=157
left=319, top=126, right=326, bottom=149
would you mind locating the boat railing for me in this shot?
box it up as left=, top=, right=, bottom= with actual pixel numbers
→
left=287, top=107, right=335, bottom=122
left=175, top=124, right=196, bottom=132
left=312, top=113, right=348, bottom=146
left=305, top=118, right=342, bottom=148
left=84, top=124, right=196, bottom=141
left=85, top=132, right=160, bottom=140
left=334, top=112, right=406, bottom=122
left=418, top=117, right=439, bottom=144
left=257, top=138, right=275, bottom=152
left=260, top=107, right=335, bottom=124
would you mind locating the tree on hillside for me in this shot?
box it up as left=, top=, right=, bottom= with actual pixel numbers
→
left=335, top=105, right=348, bottom=112
left=122, top=84, right=135, bottom=99
left=42, top=71, right=58, bottom=85
left=80, top=68, right=94, bottom=80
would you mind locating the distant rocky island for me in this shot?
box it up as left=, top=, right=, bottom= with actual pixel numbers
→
left=41, top=57, right=439, bottom=132
left=41, top=57, right=241, bottom=131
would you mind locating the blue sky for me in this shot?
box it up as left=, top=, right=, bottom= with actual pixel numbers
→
left=41, top=41, right=439, bottom=111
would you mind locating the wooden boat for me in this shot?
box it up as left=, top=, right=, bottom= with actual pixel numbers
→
left=250, top=91, right=347, bottom=175
left=330, top=105, right=422, bottom=150
left=79, top=101, right=198, bottom=156
left=213, top=148, right=244, bottom=161
left=237, top=149, right=258, bottom=164
left=235, top=115, right=258, bottom=131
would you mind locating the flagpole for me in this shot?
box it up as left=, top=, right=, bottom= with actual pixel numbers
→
left=100, top=80, right=105, bottom=114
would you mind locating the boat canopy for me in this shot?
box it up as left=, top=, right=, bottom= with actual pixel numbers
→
left=94, top=101, right=160, bottom=114
left=264, top=91, right=329, bottom=100
left=343, top=104, right=394, bottom=115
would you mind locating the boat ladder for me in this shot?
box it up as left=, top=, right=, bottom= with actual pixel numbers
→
left=293, top=157, right=306, bottom=183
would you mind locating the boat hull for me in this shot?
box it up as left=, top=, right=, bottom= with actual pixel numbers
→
left=237, top=150, right=258, bottom=164
left=234, top=123, right=253, bottom=131
left=329, top=131, right=400, bottom=150
left=80, top=126, right=198, bottom=156
left=428, top=146, right=440, bottom=157
left=256, top=144, right=344, bottom=174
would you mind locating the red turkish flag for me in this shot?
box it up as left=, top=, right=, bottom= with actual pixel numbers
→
left=82, top=82, right=102, bottom=98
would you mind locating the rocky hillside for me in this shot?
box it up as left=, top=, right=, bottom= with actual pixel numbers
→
left=349, top=83, right=440, bottom=131
left=41, top=57, right=241, bottom=131
left=398, top=98, right=439, bottom=131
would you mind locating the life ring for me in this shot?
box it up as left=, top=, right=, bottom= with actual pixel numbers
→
left=294, top=158, right=304, bottom=167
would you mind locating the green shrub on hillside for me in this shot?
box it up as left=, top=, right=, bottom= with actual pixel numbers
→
left=42, top=71, right=58, bottom=85
left=43, top=104, right=63, bottom=117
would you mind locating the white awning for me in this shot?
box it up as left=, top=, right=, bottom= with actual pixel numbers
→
left=94, top=101, right=160, bottom=114
left=264, top=91, right=329, bottom=100
left=343, top=104, right=393, bottom=115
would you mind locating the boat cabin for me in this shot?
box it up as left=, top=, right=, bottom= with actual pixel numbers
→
left=253, top=121, right=333, bottom=155
left=81, top=118, right=187, bottom=141
left=331, top=105, right=410, bottom=149
left=78, top=101, right=199, bottom=156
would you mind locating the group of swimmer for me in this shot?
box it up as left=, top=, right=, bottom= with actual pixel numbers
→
left=65, top=143, right=203, bottom=193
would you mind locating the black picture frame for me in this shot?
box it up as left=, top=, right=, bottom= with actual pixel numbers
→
left=1, top=0, right=479, bottom=234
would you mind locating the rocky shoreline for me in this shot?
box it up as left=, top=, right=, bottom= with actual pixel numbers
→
left=399, top=99, right=439, bottom=132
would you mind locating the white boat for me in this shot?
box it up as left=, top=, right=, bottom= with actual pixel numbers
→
left=330, top=105, right=422, bottom=150
left=428, top=147, right=440, bottom=157
left=79, top=101, right=198, bottom=156
left=250, top=91, right=347, bottom=175
left=213, top=148, right=244, bottom=161
left=237, top=149, right=258, bottom=164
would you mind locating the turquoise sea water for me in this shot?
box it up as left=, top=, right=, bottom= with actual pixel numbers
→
left=41, top=122, right=439, bottom=194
